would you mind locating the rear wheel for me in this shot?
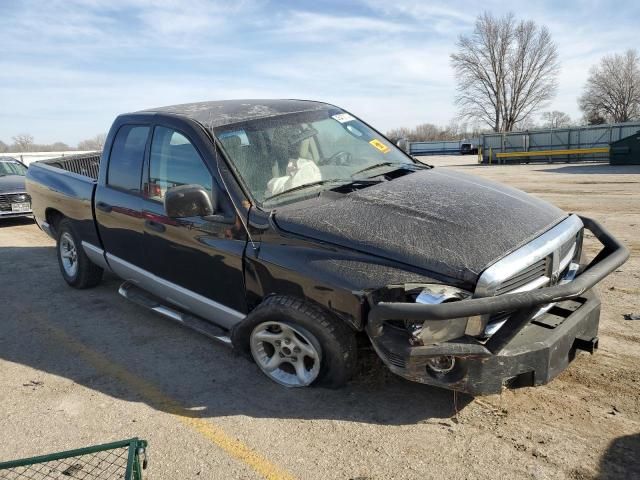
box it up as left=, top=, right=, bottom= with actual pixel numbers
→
left=56, top=219, right=103, bottom=288
left=234, top=295, right=357, bottom=388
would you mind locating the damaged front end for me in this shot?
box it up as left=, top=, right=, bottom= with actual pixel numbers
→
left=365, top=215, right=628, bottom=395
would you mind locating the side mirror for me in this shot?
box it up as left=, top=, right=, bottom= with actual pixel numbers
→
left=165, top=184, right=215, bottom=218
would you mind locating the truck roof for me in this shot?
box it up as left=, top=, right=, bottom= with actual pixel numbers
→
left=139, top=99, right=332, bottom=129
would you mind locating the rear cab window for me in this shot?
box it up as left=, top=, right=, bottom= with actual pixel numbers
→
left=107, top=125, right=150, bottom=192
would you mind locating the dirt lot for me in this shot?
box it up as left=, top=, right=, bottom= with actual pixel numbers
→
left=1, top=157, right=638, bottom=479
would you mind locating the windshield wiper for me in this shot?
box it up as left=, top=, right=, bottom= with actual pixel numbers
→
left=263, top=179, right=347, bottom=201
left=351, top=161, right=427, bottom=178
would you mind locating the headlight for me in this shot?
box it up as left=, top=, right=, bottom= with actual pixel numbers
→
left=408, top=284, right=471, bottom=345
left=415, top=284, right=470, bottom=304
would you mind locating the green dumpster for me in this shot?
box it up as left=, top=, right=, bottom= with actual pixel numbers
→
left=610, top=130, right=640, bottom=165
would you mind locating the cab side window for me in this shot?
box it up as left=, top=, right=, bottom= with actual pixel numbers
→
left=147, top=126, right=212, bottom=202
left=107, top=125, right=150, bottom=192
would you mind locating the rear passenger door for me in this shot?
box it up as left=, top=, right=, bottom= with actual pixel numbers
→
left=95, top=123, right=150, bottom=270
left=140, top=121, right=248, bottom=324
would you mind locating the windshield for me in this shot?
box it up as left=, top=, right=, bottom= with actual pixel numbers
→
left=0, top=159, right=27, bottom=176
left=214, top=108, right=415, bottom=206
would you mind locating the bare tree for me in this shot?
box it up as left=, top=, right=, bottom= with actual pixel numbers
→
left=11, top=133, right=35, bottom=152
left=50, top=142, right=71, bottom=151
left=541, top=111, right=572, bottom=128
left=0, top=140, right=8, bottom=153
left=579, top=49, right=640, bottom=123
left=413, top=123, right=442, bottom=141
left=386, top=127, right=412, bottom=142
left=584, top=110, right=607, bottom=126
left=513, top=117, right=539, bottom=131
left=77, top=133, right=107, bottom=151
left=388, top=124, right=441, bottom=142
left=451, top=12, right=559, bottom=132
left=387, top=120, right=488, bottom=142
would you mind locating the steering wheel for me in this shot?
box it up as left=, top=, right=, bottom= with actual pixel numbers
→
left=318, top=151, right=352, bottom=166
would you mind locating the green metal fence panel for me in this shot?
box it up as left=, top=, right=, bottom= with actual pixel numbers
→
left=0, top=438, right=147, bottom=480
left=480, top=121, right=640, bottom=163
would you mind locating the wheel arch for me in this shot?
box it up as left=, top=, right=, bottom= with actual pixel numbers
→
left=232, top=292, right=352, bottom=353
left=45, top=208, right=65, bottom=237
left=232, top=294, right=358, bottom=387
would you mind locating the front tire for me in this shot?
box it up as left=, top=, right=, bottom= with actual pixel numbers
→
left=234, top=296, right=357, bottom=388
left=56, top=219, right=103, bottom=288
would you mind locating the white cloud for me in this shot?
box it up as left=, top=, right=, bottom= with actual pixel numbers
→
left=1, top=0, right=640, bottom=144
left=277, top=11, right=416, bottom=40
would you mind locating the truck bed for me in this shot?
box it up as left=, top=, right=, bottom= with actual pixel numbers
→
left=26, top=151, right=103, bottom=247
left=41, top=152, right=101, bottom=180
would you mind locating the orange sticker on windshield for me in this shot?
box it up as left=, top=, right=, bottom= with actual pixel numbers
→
left=369, top=139, right=391, bottom=153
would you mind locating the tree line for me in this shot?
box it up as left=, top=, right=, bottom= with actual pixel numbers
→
left=0, top=133, right=106, bottom=154
left=387, top=110, right=576, bottom=142
left=386, top=120, right=485, bottom=143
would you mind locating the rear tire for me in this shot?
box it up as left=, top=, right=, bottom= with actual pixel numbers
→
left=233, top=295, right=357, bottom=388
left=56, top=219, right=103, bottom=288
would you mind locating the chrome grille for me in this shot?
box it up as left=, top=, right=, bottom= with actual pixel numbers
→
left=473, top=215, right=584, bottom=339
left=475, top=216, right=583, bottom=298
left=559, top=236, right=575, bottom=261
left=0, top=193, right=31, bottom=212
left=495, top=257, right=549, bottom=295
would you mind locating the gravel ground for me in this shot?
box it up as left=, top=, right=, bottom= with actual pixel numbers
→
left=0, top=156, right=638, bottom=479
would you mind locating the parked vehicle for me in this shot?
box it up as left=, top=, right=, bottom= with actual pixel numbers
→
left=26, top=100, right=628, bottom=394
left=0, top=156, right=32, bottom=219
left=460, top=142, right=478, bottom=155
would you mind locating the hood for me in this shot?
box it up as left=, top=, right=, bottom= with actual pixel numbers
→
left=273, top=168, right=567, bottom=285
left=0, top=175, right=26, bottom=193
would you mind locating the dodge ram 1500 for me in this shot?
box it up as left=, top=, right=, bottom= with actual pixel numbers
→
left=26, top=100, right=629, bottom=394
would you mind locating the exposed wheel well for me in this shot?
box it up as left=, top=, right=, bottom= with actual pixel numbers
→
left=45, top=209, right=65, bottom=237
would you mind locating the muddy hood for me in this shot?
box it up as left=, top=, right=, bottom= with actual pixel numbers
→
left=273, top=168, right=567, bottom=285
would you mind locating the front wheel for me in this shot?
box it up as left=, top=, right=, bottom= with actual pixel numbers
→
left=234, top=296, right=357, bottom=388
left=250, top=321, right=322, bottom=387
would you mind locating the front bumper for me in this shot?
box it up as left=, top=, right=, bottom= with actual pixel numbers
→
left=0, top=211, right=33, bottom=219
left=370, top=290, right=600, bottom=395
left=366, top=215, right=628, bottom=395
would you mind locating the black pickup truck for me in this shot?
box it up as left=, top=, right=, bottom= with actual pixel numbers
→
left=26, top=100, right=628, bottom=394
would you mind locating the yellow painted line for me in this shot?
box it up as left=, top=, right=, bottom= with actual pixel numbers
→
left=496, top=147, right=610, bottom=158
left=42, top=322, right=296, bottom=480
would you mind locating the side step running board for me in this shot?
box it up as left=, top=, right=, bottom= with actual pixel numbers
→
left=118, top=281, right=232, bottom=347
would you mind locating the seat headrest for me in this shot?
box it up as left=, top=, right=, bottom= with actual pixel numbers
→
left=225, top=136, right=242, bottom=149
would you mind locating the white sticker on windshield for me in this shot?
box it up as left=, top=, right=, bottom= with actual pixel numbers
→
left=332, top=113, right=355, bottom=123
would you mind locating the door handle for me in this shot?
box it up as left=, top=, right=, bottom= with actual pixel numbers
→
left=145, top=219, right=166, bottom=233
left=96, top=201, right=112, bottom=213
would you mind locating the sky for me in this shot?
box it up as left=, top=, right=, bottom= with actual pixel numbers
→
left=1, top=0, right=638, bottom=145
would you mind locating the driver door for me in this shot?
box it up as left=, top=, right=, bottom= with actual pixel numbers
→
left=140, top=122, right=248, bottom=324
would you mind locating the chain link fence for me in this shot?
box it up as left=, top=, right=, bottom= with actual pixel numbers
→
left=0, top=438, right=147, bottom=480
